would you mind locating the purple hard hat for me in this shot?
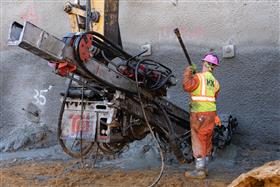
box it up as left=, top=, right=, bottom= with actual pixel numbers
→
left=202, top=54, right=220, bottom=66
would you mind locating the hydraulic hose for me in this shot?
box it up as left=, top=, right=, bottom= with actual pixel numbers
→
left=135, top=61, right=165, bottom=187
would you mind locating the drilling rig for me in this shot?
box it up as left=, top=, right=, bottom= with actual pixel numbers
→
left=7, top=0, right=237, bottom=164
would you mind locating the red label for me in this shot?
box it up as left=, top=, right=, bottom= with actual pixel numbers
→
left=71, top=114, right=90, bottom=133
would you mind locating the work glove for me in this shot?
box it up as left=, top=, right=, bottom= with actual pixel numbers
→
left=215, top=115, right=222, bottom=127
left=190, top=64, right=197, bottom=73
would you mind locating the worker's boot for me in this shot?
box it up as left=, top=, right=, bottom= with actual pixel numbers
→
left=184, top=157, right=206, bottom=179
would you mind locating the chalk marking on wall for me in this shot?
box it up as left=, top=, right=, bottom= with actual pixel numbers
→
left=20, top=2, right=39, bottom=24
left=33, top=85, right=53, bottom=106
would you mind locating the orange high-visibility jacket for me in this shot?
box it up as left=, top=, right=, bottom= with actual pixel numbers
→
left=183, top=67, right=220, bottom=112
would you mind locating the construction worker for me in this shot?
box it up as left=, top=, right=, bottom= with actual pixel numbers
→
left=183, top=53, right=221, bottom=179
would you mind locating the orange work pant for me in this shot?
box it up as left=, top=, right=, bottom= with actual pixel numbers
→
left=190, top=111, right=216, bottom=158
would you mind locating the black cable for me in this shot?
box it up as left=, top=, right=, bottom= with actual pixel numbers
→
left=65, top=74, right=104, bottom=95
left=125, top=49, right=148, bottom=65
left=75, top=32, right=173, bottom=92
left=136, top=59, right=173, bottom=91
left=87, top=31, right=132, bottom=59
left=135, top=61, right=165, bottom=187
left=101, top=51, right=118, bottom=68
left=91, top=37, right=125, bottom=60
left=80, top=79, right=85, bottom=166
left=101, top=48, right=170, bottom=91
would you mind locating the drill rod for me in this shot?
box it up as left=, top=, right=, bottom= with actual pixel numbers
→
left=174, top=28, right=193, bottom=66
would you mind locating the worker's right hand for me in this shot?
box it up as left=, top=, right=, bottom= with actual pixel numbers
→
left=215, top=115, right=222, bottom=127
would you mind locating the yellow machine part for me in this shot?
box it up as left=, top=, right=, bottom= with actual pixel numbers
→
left=65, top=0, right=105, bottom=34
left=65, top=0, right=121, bottom=47
left=91, top=0, right=104, bottom=35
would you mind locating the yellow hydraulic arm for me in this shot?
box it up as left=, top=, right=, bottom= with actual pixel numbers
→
left=64, top=0, right=122, bottom=47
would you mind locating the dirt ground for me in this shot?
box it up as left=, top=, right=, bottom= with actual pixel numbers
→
left=0, top=160, right=236, bottom=187
left=0, top=137, right=278, bottom=187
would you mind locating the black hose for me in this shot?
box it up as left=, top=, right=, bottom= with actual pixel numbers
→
left=135, top=59, right=173, bottom=91
left=87, top=31, right=132, bottom=59
left=135, top=61, right=165, bottom=187
left=74, top=32, right=173, bottom=92
left=79, top=81, right=85, bottom=166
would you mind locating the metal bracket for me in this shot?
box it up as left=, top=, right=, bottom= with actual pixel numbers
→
left=64, top=2, right=100, bottom=22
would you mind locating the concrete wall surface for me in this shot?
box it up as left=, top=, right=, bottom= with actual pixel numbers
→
left=0, top=1, right=70, bottom=139
left=0, top=0, right=279, bottom=146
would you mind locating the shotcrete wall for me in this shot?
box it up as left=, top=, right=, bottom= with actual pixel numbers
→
left=0, top=1, right=279, bottom=145
left=0, top=1, right=70, bottom=141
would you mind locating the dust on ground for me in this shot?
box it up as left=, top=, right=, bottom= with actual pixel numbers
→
left=0, top=143, right=238, bottom=187
left=0, top=160, right=235, bottom=187
left=1, top=144, right=278, bottom=187
left=0, top=133, right=279, bottom=187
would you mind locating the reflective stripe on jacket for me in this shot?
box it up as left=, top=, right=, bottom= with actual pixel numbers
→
left=190, top=72, right=219, bottom=112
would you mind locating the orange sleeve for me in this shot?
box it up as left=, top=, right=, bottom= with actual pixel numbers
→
left=183, top=67, right=199, bottom=93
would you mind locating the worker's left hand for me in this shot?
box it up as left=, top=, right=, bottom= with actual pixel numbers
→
left=190, top=64, right=197, bottom=73
left=215, top=115, right=222, bottom=127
